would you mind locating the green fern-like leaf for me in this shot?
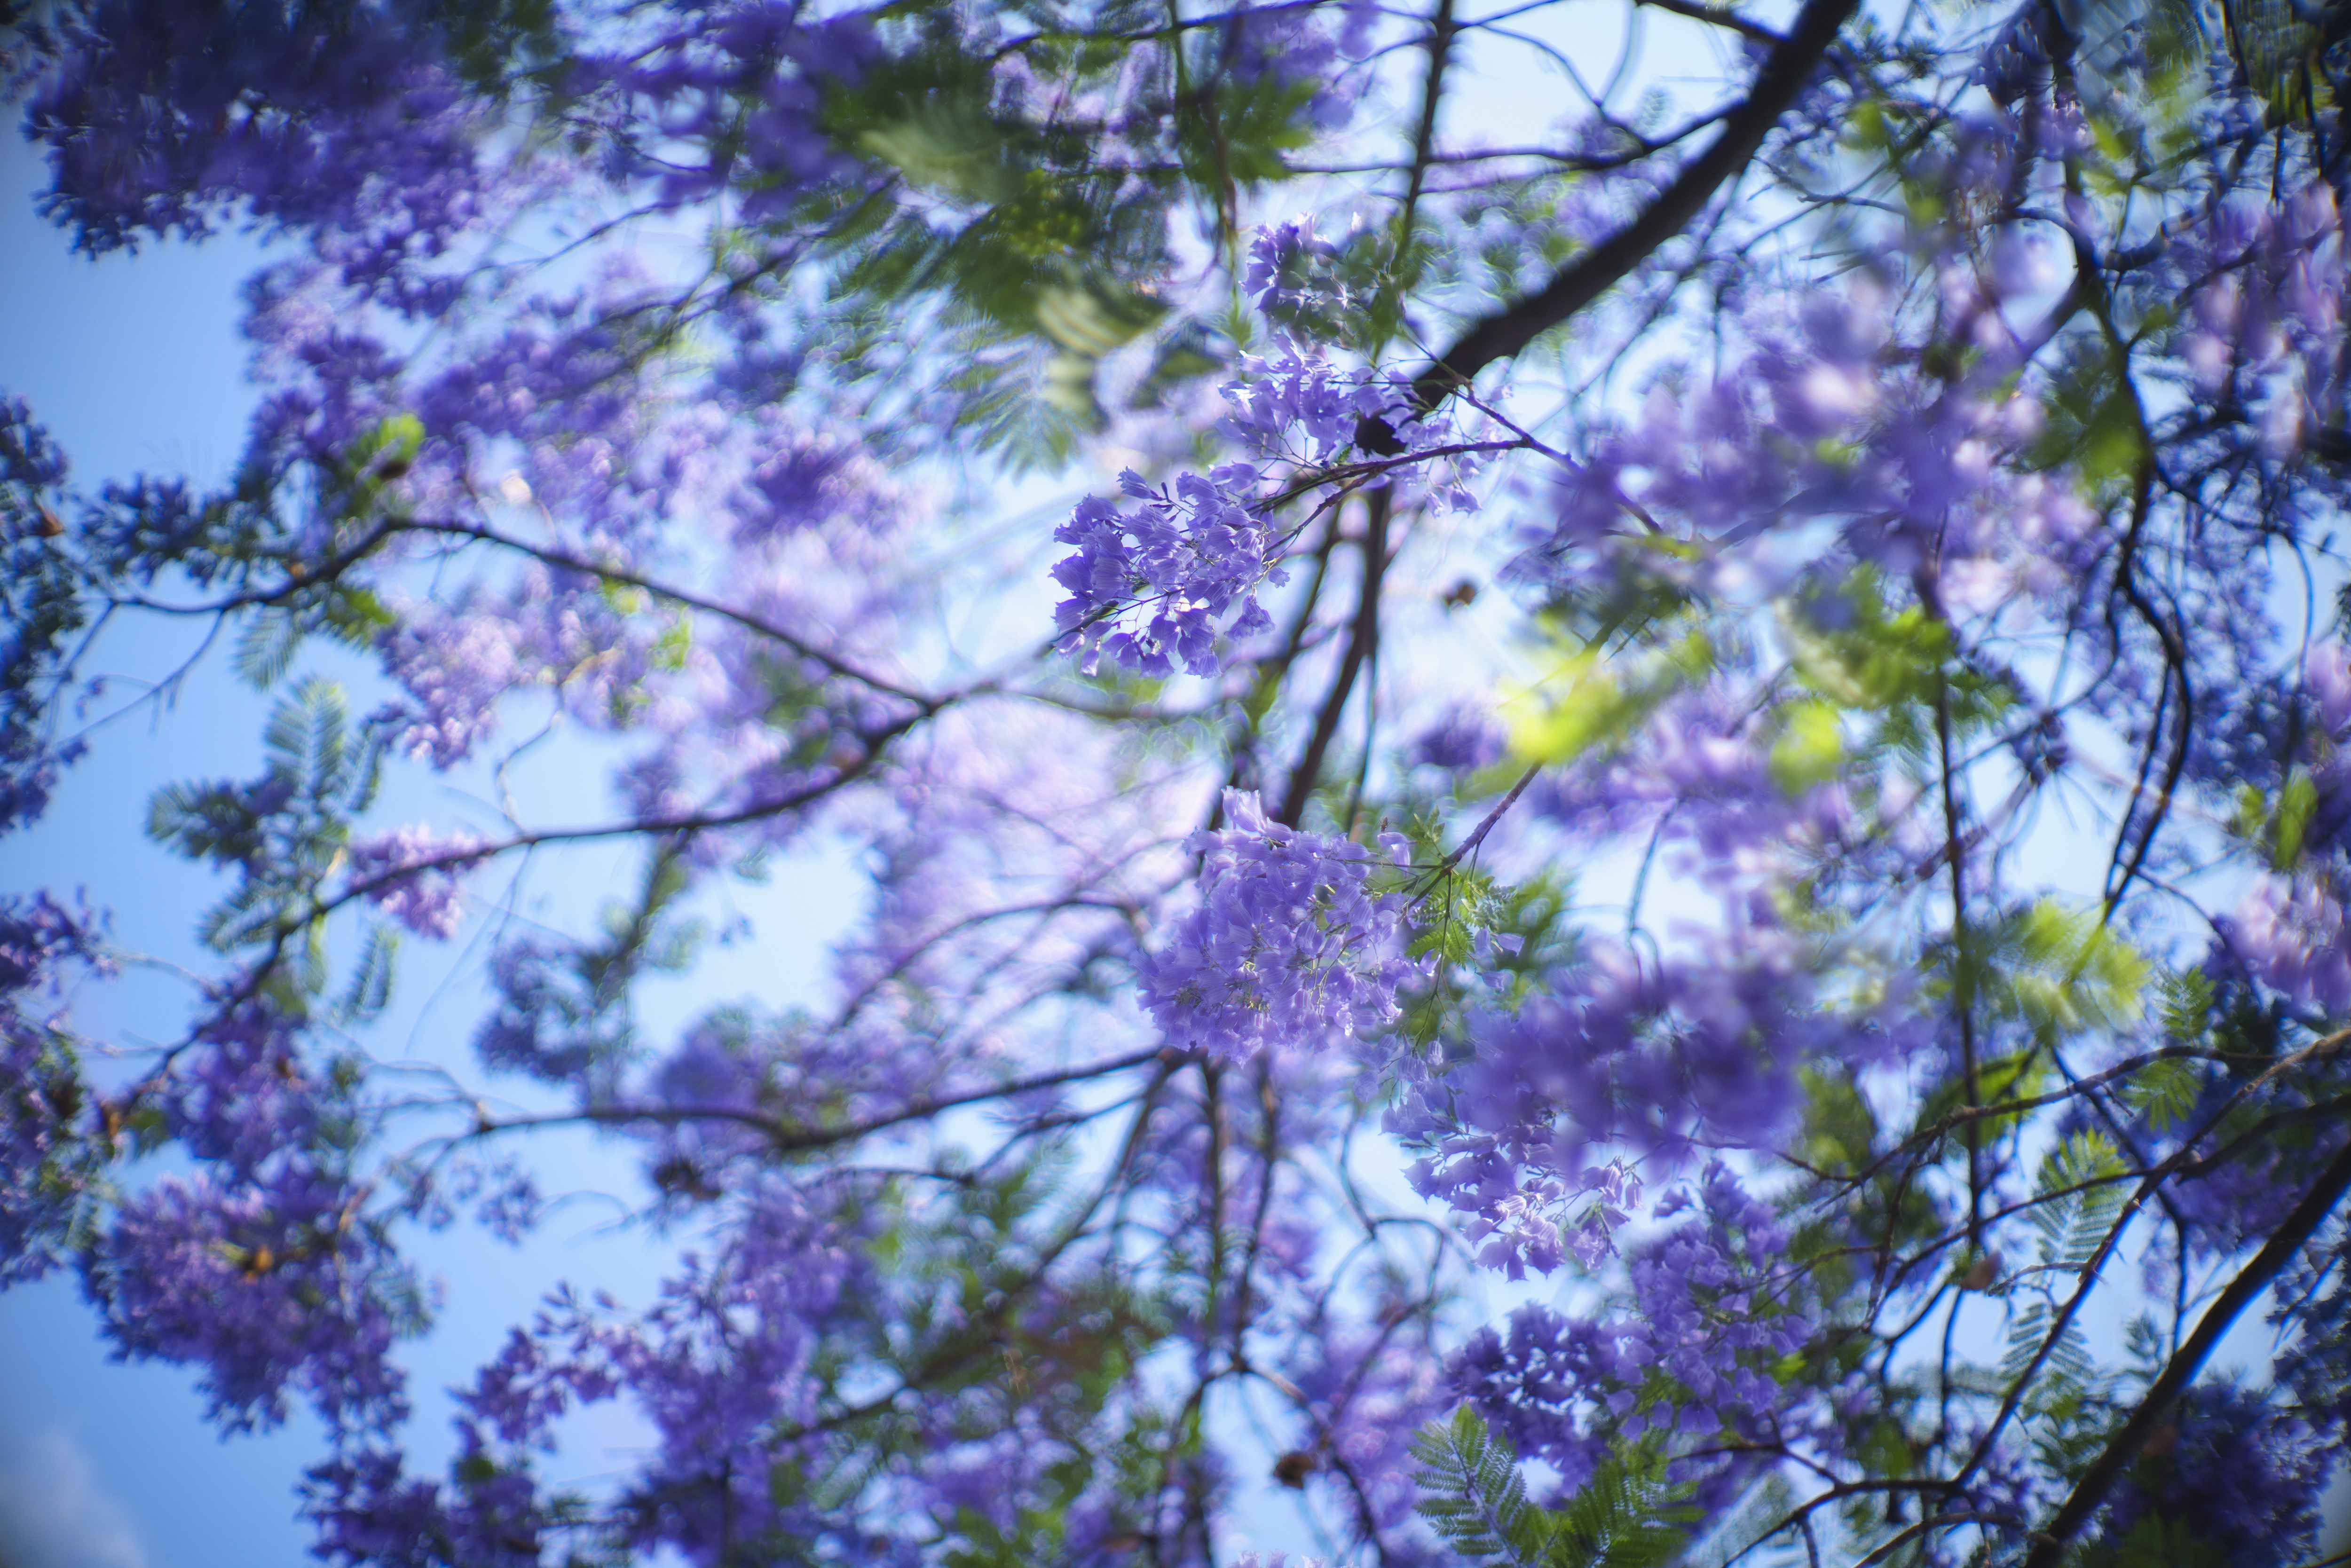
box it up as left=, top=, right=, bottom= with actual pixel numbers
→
left=336, top=925, right=399, bottom=1025
left=1542, top=1441, right=1701, bottom=1568
left=1411, top=1406, right=1539, bottom=1564
left=2157, top=966, right=2215, bottom=1042
left=1411, top=1410, right=1704, bottom=1568
left=233, top=607, right=308, bottom=691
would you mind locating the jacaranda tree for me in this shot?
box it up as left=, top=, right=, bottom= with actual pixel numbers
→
left=4, top=0, right=2350, bottom=1561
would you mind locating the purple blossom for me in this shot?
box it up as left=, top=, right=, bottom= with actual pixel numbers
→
left=23, top=0, right=497, bottom=281
left=1451, top=1162, right=1822, bottom=1494
left=730, top=411, right=909, bottom=544
left=1052, top=352, right=1483, bottom=677
left=1216, top=2, right=1357, bottom=130
left=1244, top=219, right=1359, bottom=346
left=1245, top=219, right=1341, bottom=321
left=85, top=1166, right=426, bottom=1435
left=2222, top=874, right=2351, bottom=1012
left=1405, top=705, right=1507, bottom=774
left=2160, top=189, right=2347, bottom=453
left=0, top=1022, right=101, bottom=1286
left=2307, top=641, right=2351, bottom=735
left=0, top=396, right=85, bottom=834
left=13, top=3, right=2351, bottom=1563
left=2094, top=1380, right=2326, bottom=1566
left=1279, top=1317, right=1450, bottom=1532
left=1053, top=465, right=1288, bottom=678
left=1523, top=278, right=2095, bottom=608
left=376, top=567, right=655, bottom=767
left=574, top=3, right=877, bottom=223
left=346, top=824, right=487, bottom=939
left=1219, top=353, right=1468, bottom=478
left=609, top=1184, right=860, bottom=1558
left=1392, top=921, right=1921, bottom=1278
left=472, top=937, right=615, bottom=1085
left=1138, top=789, right=1419, bottom=1060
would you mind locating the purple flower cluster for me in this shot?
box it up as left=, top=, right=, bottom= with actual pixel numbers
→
left=305, top=1285, right=629, bottom=1567
left=2215, top=639, right=2351, bottom=1009
left=1452, top=1162, right=1824, bottom=1490
left=1216, top=2, right=1362, bottom=132
left=1138, top=789, right=1418, bottom=1060
left=374, top=569, right=659, bottom=768
left=0, top=395, right=87, bottom=835
left=1404, top=705, right=1507, bottom=775
left=1280, top=1317, right=1452, bottom=1533
left=2094, top=1380, right=2326, bottom=1565
left=21, top=1, right=2351, bottom=1561
left=1053, top=465, right=1288, bottom=677
left=90, top=1168, right=425, bottom=1434
left=311, top=1174, right=861, bottom=1563
left=1526, top=276, right=2096, bottom=612
left=1393, top=923, right=1919, bottom=1278
left=575, top=2, right=878, bottom=223
left=2162, top=188, right=2346, bottom=456
left=345, top=824, right=487, bottom=939
left=23, top=0, right=494, bottom=288
left=79, top=1003, right=429, bottom=1435
left=0, top=896, right=110, bottom=1285
left=1219, top=352, right=1471, bottom=485
left=1053, top=345, right=1482, bottom=677
left=1244, top=219, right=1347, bottom=332
left=0, top=1024, right=95, bottom=1287
left=2225, top=874, right=2351, bottom=1010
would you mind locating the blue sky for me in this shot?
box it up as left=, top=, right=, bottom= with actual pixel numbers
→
left=0, top=121, right=864, bottom=1568
left=12, top=18, right=2351, bottom=1565
left=0, top=132, right=324, bottom=1568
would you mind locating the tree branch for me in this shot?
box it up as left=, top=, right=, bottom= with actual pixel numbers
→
left=1401, top=0, right=1857, bottom=411
left=2021, top=1131, right=2351, bottom=1567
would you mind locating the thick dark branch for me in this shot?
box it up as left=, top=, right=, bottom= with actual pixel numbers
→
left=1951, top=1027, right=2351, bottom=1489
left=1634, top=0, right=1787, bottom=43
left=1277, top=487, right=1391, bottom=827
left=1402, top=0, right=1857, bottom=410
left=2020, top=1132, right=2351, bottom=1568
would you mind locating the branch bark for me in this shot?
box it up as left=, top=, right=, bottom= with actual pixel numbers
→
left=2020, top=1132, right=2351, bottom=1567
left=1400, top=0, right=1857, bottom=413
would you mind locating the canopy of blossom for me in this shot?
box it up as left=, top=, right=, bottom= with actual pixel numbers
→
left=4, top=0, right=2351, bottom=1562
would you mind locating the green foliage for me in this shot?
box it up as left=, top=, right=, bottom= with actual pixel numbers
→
left=1767, top=699, right=1846, bottom=796
left=147, top=677, right=388, bottom=979
left=230, top=585, right=397, bottom=692
left=1412, top=1406, right=1541, bottom=1563
left=2063, top=1506, right=2233, bottom=1568
left=0, top=486, right=87, bottom=820
left=415, top=0, right=572, bottom=95
left=2027, top=336, right=2146, bottom=493
left=1410, top=1407, right=1699, bottom=1568
left=336, top=924, right=399, bottom=1027
left=1796, top=1065, right=1881, bottom=1182
left=807, top=11, right=1336, bottom=446
left=1941, top=899, right=2149, bottom=1050
left=1783, top=571, right=1957, bottom=713
left=2121, top=1053, right=2199, bottom=1132
left=2232, top=773, right=2320, bottom=870
left=2157, top=966, right=2215, bottom=1043
left=1392, top=850, right=1572, bottom=1055
left=0, top=1024, right=110, bottom=1263
left=1507, top=625, right=1715, bottom=767
left=2028, top=1127, right=2130, bottom=1277
left=1913, top=1047, right=2049, bottom=1142
left=1677, top=1472, right=1800, bottom=1568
